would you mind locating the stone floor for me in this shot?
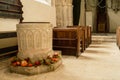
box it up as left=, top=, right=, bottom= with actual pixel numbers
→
left=0, top=34, right=120, bottom=80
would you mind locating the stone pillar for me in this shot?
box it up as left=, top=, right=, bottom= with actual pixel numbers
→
left=55, top=0, right=73, bottom=27
left=67, top=0, right=73, bottom=26
left=17, top=22, right=53, bottom=61
left=56, top=5, right=64, bottom=27
left=63, top=4, right=68, bottom=27
left=51, top=0, right=55, bottom=6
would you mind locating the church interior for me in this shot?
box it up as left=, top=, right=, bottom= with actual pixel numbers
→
left=0, top=0, right=120, bottom=80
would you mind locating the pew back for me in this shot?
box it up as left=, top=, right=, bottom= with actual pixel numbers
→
left=53, top=27, right=81, bottom=57
left=116, top=27, right=120, bottom=48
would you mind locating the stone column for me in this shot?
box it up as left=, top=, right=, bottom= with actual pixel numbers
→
left=55, top=0, right=63, bottom=27
left=17, top=22, right=53, bottom=61
left=63, top=4, right=68, bottom=27
left=55, top=0, right=73, bottom=27
left=51, top=0, right=55, bottom=6
left=56, top=5, right=64, bottom=27
left=67, top=0, right=73, bottom=26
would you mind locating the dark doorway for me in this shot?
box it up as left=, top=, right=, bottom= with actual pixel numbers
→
left=72, top=0, right=81, bottom=25
left=96, top=0, right=109, bottom=33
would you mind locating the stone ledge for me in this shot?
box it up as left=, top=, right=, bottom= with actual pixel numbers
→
left=10, top=59, right=62, bottom=75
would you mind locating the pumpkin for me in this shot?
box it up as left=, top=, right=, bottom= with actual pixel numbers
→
left=21, top=60, right=28, bottom=67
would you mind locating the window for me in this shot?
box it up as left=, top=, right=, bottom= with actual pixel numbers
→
left=35, top=0, right=51, bottom=6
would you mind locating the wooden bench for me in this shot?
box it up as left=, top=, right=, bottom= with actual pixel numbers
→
left=83, top=26, right=90, bottom=48
left=66, top=26, right=92, bottom=52
left=67, top=26, right=85, bottom=52
left=116, top=27, right=120, bottom=48
left=53, top=27, right=82, bottom=57
left=81, top=26, right=92, bottom=48
left=87, top=26, right=92, bottom=45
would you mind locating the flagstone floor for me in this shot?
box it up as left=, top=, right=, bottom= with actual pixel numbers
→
left=0, top=33, right=120, bottom=80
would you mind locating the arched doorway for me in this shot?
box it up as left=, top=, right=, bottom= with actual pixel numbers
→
left=73, top=0, right=81, bottom=25
left=96, top=0, right=109, bottom=33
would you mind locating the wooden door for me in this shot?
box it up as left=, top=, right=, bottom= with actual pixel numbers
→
left=96, top=0, right=109, bottom=33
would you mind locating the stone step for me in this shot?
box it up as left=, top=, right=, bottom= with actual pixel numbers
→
left=92, top=36, right=116, bottom=39
left=92, top=39, right=116, bottom=43
left=92, top=38, right=116, bottom=43
left=92, top=33, right=116, bottom=43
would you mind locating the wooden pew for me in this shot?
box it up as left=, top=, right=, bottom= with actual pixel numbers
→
left=67, top=26, right=85, bottom=52
left=82, top=26, right=92, bottom=47
left=116, top=27, right=120, bottom=48
left=68, top=26, right=92, bottom=51
left=82, top=26, right=89, bottom=48
left=53, top=27, right=82, bottom=57
left=87, top=26, right=92, bottom=45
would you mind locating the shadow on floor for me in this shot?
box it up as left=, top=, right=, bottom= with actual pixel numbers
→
left=89, top=45, right=112, bottom=48
left=78, top=55, right=97, bottom=60
left=84, top=50, right=109, bottom=54
left=84, top=50, right=99, bottom=53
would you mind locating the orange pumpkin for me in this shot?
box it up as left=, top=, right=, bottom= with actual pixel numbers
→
left=21, top=60, right=28, bottom=67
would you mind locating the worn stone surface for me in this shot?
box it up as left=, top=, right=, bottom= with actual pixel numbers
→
left=9, top=23, right=62, bottom=75
left=10, top=59, right=62, bottom=75
left=16, top=22, right=53, bottom=61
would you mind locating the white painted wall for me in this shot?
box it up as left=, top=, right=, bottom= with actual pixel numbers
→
left=21, top=0, right=56, bottom=27
left=108, top=9, right=120, bottom=32
left=0, top=18, right=18, bottom=48
left=0, top=0, right=56, bottom=32
left=86, top=11, right=93, bottom=32
left=86, top=12, right=93, bottom=25
left=0, top=18, right=19, bottom=31
left=0, top=0, right=56, bottom=48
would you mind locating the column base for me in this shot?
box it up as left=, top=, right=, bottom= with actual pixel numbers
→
left=10, top=59, right=62, bottom=75
left=9, top=51, right=62, bottom=75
